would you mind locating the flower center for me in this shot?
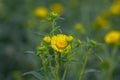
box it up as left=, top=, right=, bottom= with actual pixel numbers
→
left=56, top=41, right=67, bottom=49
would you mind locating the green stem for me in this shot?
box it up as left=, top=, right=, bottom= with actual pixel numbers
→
left=49, top=57, right=56, bottom=79
left=107, top=44, right=118, bottom=80
left=62, top=64, right=68, bottom=80
left=79, top=53, right=90, bottom=80
left=43, top=63, right=49, bottom=80
left=62, top=54, right=69, bottom=80
left=40, top=55, right=49, bottom=80
left=55, top=52, right=60, bottom=80
left=111, top=44, right=118, bottom=60
left=107, top=69, right=113, bottom=80
left=51, top=19, right=56, bottom=36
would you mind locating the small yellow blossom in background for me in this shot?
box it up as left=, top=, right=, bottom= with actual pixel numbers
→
left=74, top=23, right=85, bottom=34
left=51, top=34, right=73, bottom=53
left=43, top=36, right=51, bottom=43
left=104, top=31, right=120, bottom=44
left=109, top=0, right=120, bottom=15
left=95, top=16, right=110, bottom=29
left=50, top=3, right=63, bottom=14
left=34, top=7, right=48, bottom=19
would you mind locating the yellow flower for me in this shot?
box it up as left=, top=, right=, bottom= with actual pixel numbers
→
left=51, top=3, right=63, bottom=14
left=51, top=34, right=73, bottom=53
left=43, top=36, right=51, bottom=43
left=74, top=23, right=85, bottom=34
left=95, top=16, right=110, bottom=29
left=34, top=7, right=48, bottom=19
left=104, top=31, right=120, bottom=44
left=75, top=23, right=82, bottom=30
left=110, top=1, right=120, bottom=15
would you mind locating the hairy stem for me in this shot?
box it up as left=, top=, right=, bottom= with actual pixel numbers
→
left=40, top=55, right=49, bottom=80
left=49, top=57, right=56, bottom=79
left=62, top=64, right=68, bottom=80
left=79, top=53, right=90, bottom=80
left=51, top=19, right=56, bottom=36
left=55, top=53, right=60, bottom=80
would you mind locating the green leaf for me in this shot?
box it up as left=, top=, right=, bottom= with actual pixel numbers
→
left=22, top=71, right=44, bottom=80
left=92, top=53, right=103, bottom=62
left=24, top=51, right=35, bottom=55
left=58, top=29, right=62, bottom=33
left=58, top=17, right=64, bottom=20
left=85, top=69, right=100, bottom=74
left=34, top=32, right=48, bottom=36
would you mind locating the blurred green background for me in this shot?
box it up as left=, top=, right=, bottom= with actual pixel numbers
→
left=0, top=0, right=120, bottom=80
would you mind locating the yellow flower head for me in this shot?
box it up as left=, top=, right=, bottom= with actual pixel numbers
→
left=104, top=31, right=120, bottom=44
left=51, top=3, right=63, bottom=14
left=110, top=1, right=120, bottom=15
left=43, top=36, right=51, bottom=43
left=74, top=23, right=85, bottom=33
left=34, top=7, right=48, bottom=19
left=51, top=34, right=73, bottom=53
left=75, top=23, right=83, bottom=30
left=95, top=16, right=110, bottom=29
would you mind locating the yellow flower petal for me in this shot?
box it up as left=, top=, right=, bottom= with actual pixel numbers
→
left=104, top=31, right=120, bottom=44
left=51, top=34, right=73, bottom=53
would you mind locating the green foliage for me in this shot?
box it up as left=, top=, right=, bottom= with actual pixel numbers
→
left=0, top=0, right=120, bottom=80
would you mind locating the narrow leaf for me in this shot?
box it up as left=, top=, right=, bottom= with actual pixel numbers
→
left=22, top=71, right=44, bottom=80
